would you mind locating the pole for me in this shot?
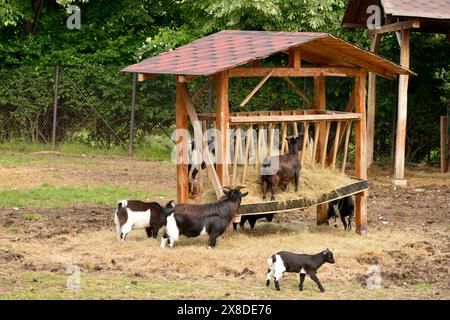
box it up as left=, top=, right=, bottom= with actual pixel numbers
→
left=51, top=64, right=60, bottom=151
left=129, top=73, right=137, bottom=156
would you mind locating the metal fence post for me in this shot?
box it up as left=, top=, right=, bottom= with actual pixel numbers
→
left=51, top=64, right=60, bottom=151
left=129, top=73, right=137, bottom=156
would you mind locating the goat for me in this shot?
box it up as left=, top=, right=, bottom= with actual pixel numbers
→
left=327, top=196, right=354, bottom=230
left=232, top=213, right=274, bottom=230
left=160, top=187, right=248, bottom=248
left=188, top=140, right=216, bottom=198
left=266, top=249, right=335, bottom=292
left=261, top=134, right=303, bottom=201
left=114, top=200, right=176, bottom=241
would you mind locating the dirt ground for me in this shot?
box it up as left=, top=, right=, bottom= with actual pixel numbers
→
left=0, top=153, right=449, bottom=299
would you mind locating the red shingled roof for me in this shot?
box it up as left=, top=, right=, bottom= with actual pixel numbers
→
left=382, top=0, right=450, bottom=20
left=123, top=30, right=413, bottom=77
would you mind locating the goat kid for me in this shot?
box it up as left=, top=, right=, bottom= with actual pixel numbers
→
left=161, top=187, right=248, bottom=249
left=261, top=134, right=303, bottom=201
left=233, top=213, right=274, bottom=230
left=266, top=249, right=335, bottom=292
left=115, top=200, right=176, bottom=241
left=327, top=196, right=354, bottom=230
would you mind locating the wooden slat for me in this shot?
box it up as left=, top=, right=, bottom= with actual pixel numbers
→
left=281, top=123, right=288, bottom=154
left=231, top=125, right=241, bottom=185
left=241, top=126, right=252, bottom=185
left=300, top=122, right=309, bottom=165
left=341, top=121, right=352, bottom=173
left=330, top=121, right=341, bottom=170
left=441, top=116, right=449, bottom=173
left=240, top=69, right=274, bottom=107
left=312, top=123, right=320, bottom=165
left=268, top=123, right=275, bottom=157
left=321, top=121, right=331, bottom=166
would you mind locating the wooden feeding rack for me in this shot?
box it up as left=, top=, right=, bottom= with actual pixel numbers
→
left=123, top=30, right=414, bottom=235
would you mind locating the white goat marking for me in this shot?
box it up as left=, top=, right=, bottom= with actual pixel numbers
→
left=160, top=238, right=168, bottom=248
left=119, top=200, right=128, bottom=208
left=200, top=226, right=207, bottom=235
left=300, top=267, right=307, bottom=274
left=267, top=254, right=286, bottom=281
left=166, top=213, right=179, bottom=241
left=126, top=208, right=151, bottom=229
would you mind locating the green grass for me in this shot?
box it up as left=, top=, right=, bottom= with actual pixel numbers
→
left=23, top=213, right=43, bottom=221
left=0, top=183, right=174, bottom=208
left=0, top=139, right=173, bottom=161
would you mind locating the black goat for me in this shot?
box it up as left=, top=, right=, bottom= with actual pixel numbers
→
left=261, top=134, right=303, bottom=201
left=232, top=213, right=274, bottom=230
left=114, top=200, right=176, bottom=241
left=327, top=196, right=354, bottom=230
left=161, top=187, right=248, bottom=248
left=266, top=249, right=335, bottom=292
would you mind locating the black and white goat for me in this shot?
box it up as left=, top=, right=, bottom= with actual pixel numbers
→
left=233, top=213, right=274, bottom=230
left=266, top=249, right=335, bottom=292
left=115, top=200, right=176, bottom=241
left=161, top=187, right=248, bottom=248
left=327, top=196, right=354, bottom=230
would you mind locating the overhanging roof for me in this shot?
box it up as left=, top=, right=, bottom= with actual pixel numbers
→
left=122, top=30, right=414, bottom=78
left=342, top=0, right=450, bottom=33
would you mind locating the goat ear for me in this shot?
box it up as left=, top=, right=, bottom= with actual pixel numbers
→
left=241, top=191, right=249, bottom=197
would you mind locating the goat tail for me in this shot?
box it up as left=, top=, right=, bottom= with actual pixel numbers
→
left=116, top=200, right=128, bottom=214
left=267, top=254, right=276, bottom=267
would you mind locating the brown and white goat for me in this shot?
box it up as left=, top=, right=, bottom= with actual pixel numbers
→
left=261, top=134, right=304, bottom=201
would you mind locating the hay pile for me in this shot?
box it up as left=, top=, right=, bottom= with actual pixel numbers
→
left=191, top=162, right=354, bottom=205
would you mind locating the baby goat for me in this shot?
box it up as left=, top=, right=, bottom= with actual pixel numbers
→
left=266, top=249, right=335, bottom=292
left=261, top=134, right=303, bottom=201
left=115, top=200, right=176, bottom=241
left=327, top=196, right=354, bottom=230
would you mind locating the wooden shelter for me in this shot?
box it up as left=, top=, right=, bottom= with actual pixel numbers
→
left=342, top=0, right=450, bottom=185
left=123, top=30, right=413, bottom=235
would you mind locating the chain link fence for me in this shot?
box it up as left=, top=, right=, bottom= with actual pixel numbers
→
left=0, top=65, right=401, bottom=163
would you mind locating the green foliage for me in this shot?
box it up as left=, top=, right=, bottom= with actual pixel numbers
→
left=0, top=0, right=448, bottom=163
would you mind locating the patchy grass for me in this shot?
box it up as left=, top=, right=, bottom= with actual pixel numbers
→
left=0, top=184, right=171, bottom=208
left=23, top=213, right=43, bottom=221
left=0, top=140, right=172, bottom=162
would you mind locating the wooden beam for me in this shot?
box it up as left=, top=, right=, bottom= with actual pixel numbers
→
left=229, top=66, right=361, bottom=78
left=394, top=29, right=410, bottom=185
left=368, top=20, right=420, bottom=36
left=283, top=77, right=311, bottom=105
left=354, top=70, right=368, bottom=235
left=138, top=73, right=158, bottom=81
left=289, top=48, right=301, bottom=70
left=191, top=77, right=213, bottom=102
left=302, top=42, right=395, bottom=79
left=240, top=69, right=274, bottom=107
left=215, top=71, right=230, bottom=186
left=175, top=78, right=189, bottom=203
left=230, top=113, right=361, bottom=124
left=180, top=83, right=223, bottom=199
left=367, top=34, right=382, bottom=167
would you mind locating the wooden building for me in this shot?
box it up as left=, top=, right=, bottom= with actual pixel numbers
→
left=123, top=30, right=413, bottom=235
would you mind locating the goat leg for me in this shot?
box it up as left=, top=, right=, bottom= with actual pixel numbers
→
left=294, top=170, right=299, bottom=192
left=208, top=233, right=218, bottom=248
left=340, top=214, right=347, bottom=230
left=309, top=272, right=325, bottom=292
left=249, top=217, right=257, bottom=229
left=266, top=268, right=272, bottom=287
left=262, top=179, right=268, bottom=200
left=299, top=273, right=306, bottom=291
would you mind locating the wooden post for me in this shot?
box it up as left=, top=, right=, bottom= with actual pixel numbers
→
left=176, top=78, right=189, bottom=203
left=215, top=71, right=230, bottom=186
left=394, top=29, right=410, bottom=186
left=367, top=35, right=382, bottom=167
left=314, top=76, right=328, bottom=225
left=354, top=70, right=368, bottom=235
left=441, top=116, right=449, bottom=173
